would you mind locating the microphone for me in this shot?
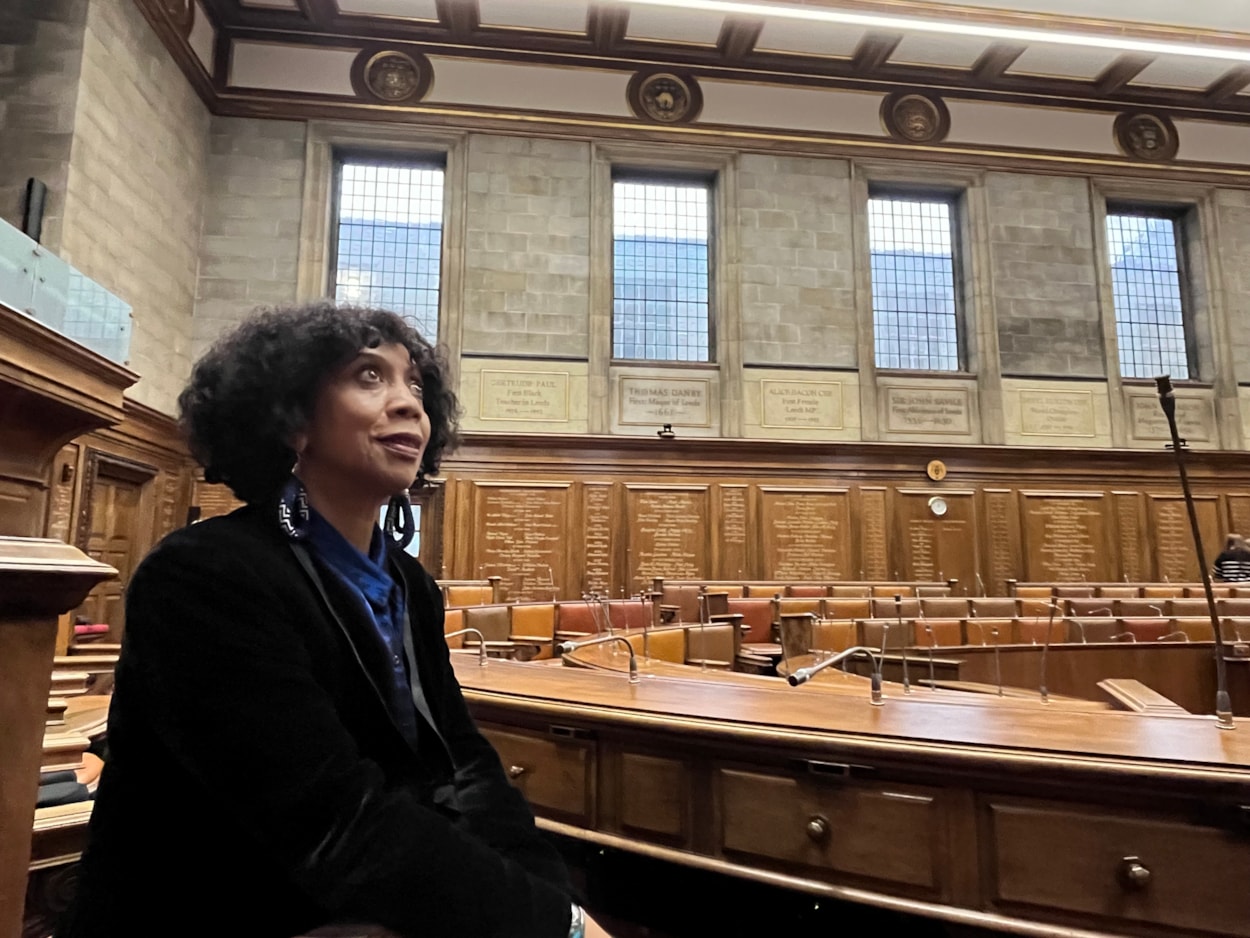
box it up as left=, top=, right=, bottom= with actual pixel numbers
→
left=975, top=572, right=986, bottom=596
left=991, top=626, right=1003, bottom=696
left=444, top=628, right=488, bottom=667
left=788, top=645, right=886, bottom=708
left=924, top=622, right=937, bottom=692
left=1038, top=601, right=1058, bottom=703
left=1071, top=618, right=1087, bottom=643
left=1148, top=604, right=1164, bottom=617
left=894, top=594, right=910, bottom=695
left=1159, top=631, right=1190, bottom=642
left=558, top=634, right=640, bottom=684
left=1157, top=374, right=1233, bottom=729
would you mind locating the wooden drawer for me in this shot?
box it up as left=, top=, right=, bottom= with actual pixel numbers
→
left=984, top=797, right=1250, bottom=936
left=717, top=766, right=949, bottom=900
left=480, top=724, right=595, bottom=826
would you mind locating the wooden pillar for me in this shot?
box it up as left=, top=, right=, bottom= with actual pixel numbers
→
left=0, top=541, right=114, bottom=938
left=0, top=305, right=136, bottom=938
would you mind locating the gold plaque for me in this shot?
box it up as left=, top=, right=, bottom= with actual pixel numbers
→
left=926, top=459, right=947, bottom=481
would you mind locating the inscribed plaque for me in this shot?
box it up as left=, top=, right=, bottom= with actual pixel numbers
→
left=619, top=377, right=710, bottom=427
left=884, top=387, right=970, bottom=434
left=760, top=488, right=849, bottom=581
left=1129, top=395, right=1211, bottom=442
left=475, top=484, right=569, bottom=601
left=1022, top=493, right=1107, bottom=582
left=1019, top=389, right=1095, bottom=437
left=760, top=380, right=843, bottom=429
left=626, top=486, right=709, bottom=591
left=479, top=371, right=570, bottom=422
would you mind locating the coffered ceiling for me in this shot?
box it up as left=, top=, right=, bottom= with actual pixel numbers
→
left=180, top=0, right=1250, bottom=119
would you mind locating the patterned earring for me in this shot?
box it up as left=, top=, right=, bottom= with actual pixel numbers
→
left=384, top=492, right=415, bottom=550
left=277, top=476, right=311, bottom=540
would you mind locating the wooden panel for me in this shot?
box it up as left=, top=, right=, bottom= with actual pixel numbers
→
left=894, top=489, right=977, bottom=589
left=1228, top=494, right=1250, bottom=538
left=618, top=751, right=691, bottom=845
left=479, top=725, right=594, bottom=826
left=472, top=482, right=570, bottom=602
left=858, top=486, right=889, bottom=581
left=983, top=488, right=1019, bottom=595
left=43, top=444, right=80, bottom=543
left=759, top=487, right=849, bottom=581
left=1020, top=492, right=1110, bottom=583
left=1148, top=494, right=1220, bottom=583
left=718, top=767, right=948, bottom=899
left=625, top=485, right=710, bottom=593
left=985, top=798, right=1250, bottom=936
left=194, top=480, right=243, bottom=521
left=716, top=484, right=749, bottom=581
left=1114, top=492, right=1145, bottom=584
left=582, top=482, right=614, bottom=597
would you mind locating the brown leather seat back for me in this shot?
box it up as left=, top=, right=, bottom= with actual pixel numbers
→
left=921, top=597, right=969, bottom=619
left=871, top=597, right=920, bottom=619
left=444, top=608, right=465, bottom=648
left=685, top=623, right=735, bottom=668
left=463, top=605, right=511, bottom=643
left=970, top=597, right=1017, bottom=618
left=964, top=618, right=1015, bottom=645
left=727, top=598, right=774, bottom=643
left=811, top=620, right=855, bottom=653
left=825, top=597, right=871, bottom=621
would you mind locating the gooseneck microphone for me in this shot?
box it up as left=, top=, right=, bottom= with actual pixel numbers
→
left=444, top=628, right=488, bottom=667
left=559, top=634, right=640, bottom=684
left=924, top=623, right=937, bottom=692
left=1038, top=601, right=1058, bottom=704
left=1156, top=375, right=1234, bottom=729
left=788, top=645, right=887, bottom=707
left=894, top=594, right=911, bottom=694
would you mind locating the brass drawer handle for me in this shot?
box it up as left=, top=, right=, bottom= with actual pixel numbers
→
left=507, top=765, right=527, bottom=779
left=805, top=815, right=830, bottom=842
left=1119, top=856, right=1151, bottom=890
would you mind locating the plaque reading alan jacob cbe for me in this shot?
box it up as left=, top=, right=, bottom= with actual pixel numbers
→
left=761, top=380, right=843, bottom=429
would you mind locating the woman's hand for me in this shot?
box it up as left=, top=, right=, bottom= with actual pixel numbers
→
left=584, top=911, right=617, bottom=938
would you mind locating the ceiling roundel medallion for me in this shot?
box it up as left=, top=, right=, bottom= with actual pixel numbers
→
left=160, top=0, right=194, bottom=36
left=351, top=49, right=433, bottom=105
left=881, top=91, right=951, bottom=145
left=1113, top=111, right=1179, bottom=163
left=627, top=70, right=703, bottom=125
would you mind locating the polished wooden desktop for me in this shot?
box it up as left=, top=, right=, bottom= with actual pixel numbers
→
left=454, top=647, right=1250, bottom=938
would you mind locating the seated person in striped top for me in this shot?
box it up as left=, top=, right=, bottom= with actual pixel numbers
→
left=1212, top=533, right=1250, bottom=582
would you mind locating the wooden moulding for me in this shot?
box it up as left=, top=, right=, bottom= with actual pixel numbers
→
left=0, top=537, right=115, bottom=938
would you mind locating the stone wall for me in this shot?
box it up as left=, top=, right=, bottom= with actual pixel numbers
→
left=462, top=135, right=591, bottom=358
left=58, top=0, right=211, bottom=413
left=0, top=0, right=89, bottom=251
left=193, top=117, right=306, bottom=361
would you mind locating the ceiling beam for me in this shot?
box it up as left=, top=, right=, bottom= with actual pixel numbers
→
left=1206, top=66, right=1250, bottom=104
left=294, top=0, right=337, bottom=28
left=1094, top=54, right=1154, bottom=96
left=435, top=0, right=479, bottom=40
left=851, top=31, right=902, bottom=73
left=970, top=42, right=1026, bottom=84
left=717, top=16, right=765, bottom=63
left=587, top=4, right=630, bottom=55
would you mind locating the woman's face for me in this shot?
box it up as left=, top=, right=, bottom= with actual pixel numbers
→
left=296, top=342, right=430, bottom=504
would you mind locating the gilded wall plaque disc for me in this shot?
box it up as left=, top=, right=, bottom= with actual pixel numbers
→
left=926, top=459, right=948, bottom=481
left=626, top=70, right=703, bottom=124
left=351, top=49, right=433, bottom=105
left=1113, top=111, right=1179, bottom=162
left=881, top=91, right=951, bottom=145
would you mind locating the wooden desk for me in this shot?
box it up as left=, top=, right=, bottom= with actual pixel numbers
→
left=457, top=655, right=1250, bottom=938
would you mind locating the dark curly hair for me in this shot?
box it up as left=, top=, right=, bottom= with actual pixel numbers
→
left=179, top=302, right=460, bottom=505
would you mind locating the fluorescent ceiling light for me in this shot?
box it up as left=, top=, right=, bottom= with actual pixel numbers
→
left=626, top=0, right=1250, bottom=64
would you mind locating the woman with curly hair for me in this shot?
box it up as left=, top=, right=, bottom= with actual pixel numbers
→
left=60, top=303, right=610, bottom=938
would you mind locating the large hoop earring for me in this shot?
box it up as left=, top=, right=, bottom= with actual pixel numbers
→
left=384, top=492, right=416, bottom=550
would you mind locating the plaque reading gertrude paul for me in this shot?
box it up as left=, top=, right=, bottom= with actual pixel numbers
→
left=761, top=380, right=843, bottom=429
left=885, top=387, right=970, bottom=434
left=1020, top=389, right=1096, bottom=437
left=619, top=377, right=710, bottom=427
left=479, top=371, right=569, bottom=422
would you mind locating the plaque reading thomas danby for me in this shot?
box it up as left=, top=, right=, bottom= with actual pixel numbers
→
left=761, top=380, right=843, bottom=429
left=479, top=371, right=569, bottom=422
left=619, top=377, right=710, bottom=427
left=1020, top=389, right=1096, bottom=437
left=885, top=387, right=970, bottom=434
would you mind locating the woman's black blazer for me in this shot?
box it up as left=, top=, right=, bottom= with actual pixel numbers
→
left=58, top=504, right=573, bottom=938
